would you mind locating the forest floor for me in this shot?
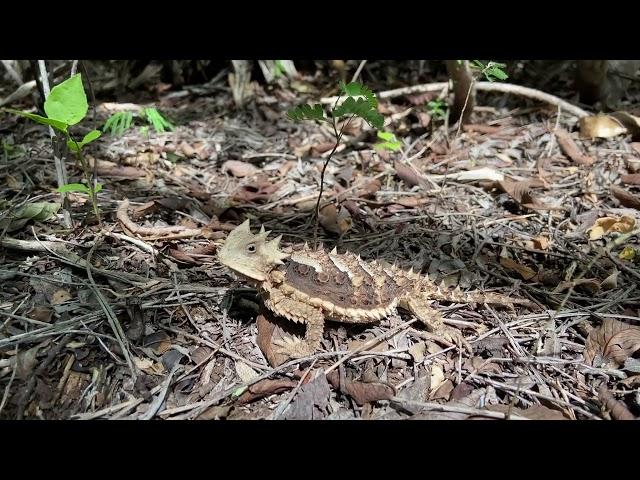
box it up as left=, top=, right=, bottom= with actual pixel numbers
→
left=2, top=62, right=640, bottom=420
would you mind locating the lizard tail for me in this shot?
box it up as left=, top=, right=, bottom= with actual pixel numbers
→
left=429, top=284, right=535, bottom=308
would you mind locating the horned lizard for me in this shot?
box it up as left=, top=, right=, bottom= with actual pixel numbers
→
left=218, top=220, right=532, bottom=358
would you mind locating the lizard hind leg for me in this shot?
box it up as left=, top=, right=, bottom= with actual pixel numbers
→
left=400, top=296, right=472, bottom=354
left=267, top=297, right=325, bottom=359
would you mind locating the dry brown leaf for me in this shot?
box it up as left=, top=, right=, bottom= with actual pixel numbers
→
left=391, top=197, right=430, bottom=208
left=236, top=378, right=298, bottom=405
left=168, top=247, right=203, bottom=265
left=588, top=215, right=636, bottom=240
left=555, top=129, right=595, bottom=166
left=620, top=174, right=640, bottom=185
left=256, top=314, right=291, bottom=367
left=611, top=185, right=640, bottom=210
left=484, top=404, right=568, bottom=420
left=394, top=159, right=423, bottom=187
left=319, top=203, right=352, bottom=235
left=463, top=357, right=503, bottom=375
left=533, top=235, right=550, bottom=250
left=584, top=318, right=640, bottom=366
left=430, top=379, right=454, bottom=401
left=27, top=306, right=53, bottom=323
left=235, top=361, right=259, bottom=383
left=357, top=178, right=382, bottom=198
left=430, top=365, right=446, bottom=393
left=497, top=178, right=553, bottom=210
left=133, top=356, right=165, bottom=375
left=554, top=278, right=600, bottom=294
left=282, top=373, right=331, bottom=420
left=222, top=160, right=258, bottom=178
left=408, top=341, right=427, bottom=363
left=326, top=370, right=395, bottom=406
left=232, top=177, right=281, bottom=204
left=450, top=381, right=475, bottom=401
left=579, top=114, right=627, bottom=138
left=347, top=338, right=388, bottom=353
left=597, top=384, right=637, bottom=420
left=500, top=256, right=537, bottom=280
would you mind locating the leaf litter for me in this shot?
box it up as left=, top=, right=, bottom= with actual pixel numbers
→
left=2, top=61, right=640, bottom=420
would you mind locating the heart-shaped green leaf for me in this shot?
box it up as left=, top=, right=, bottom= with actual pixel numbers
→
left=44, top=74, right=88, bottom=126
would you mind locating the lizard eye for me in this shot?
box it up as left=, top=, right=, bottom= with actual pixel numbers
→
left=246, top=244, right=257, bottom=254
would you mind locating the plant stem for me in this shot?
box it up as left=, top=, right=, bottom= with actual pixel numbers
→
left=68, top=135, right=102, bottom=226
left=312, top=113, right=355, bottom=248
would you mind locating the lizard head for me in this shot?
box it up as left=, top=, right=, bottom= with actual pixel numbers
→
left=218, top=220, right=289, bottom=282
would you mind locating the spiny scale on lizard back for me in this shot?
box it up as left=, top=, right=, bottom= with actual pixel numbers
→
left=273, top=246, right=407, bottom=311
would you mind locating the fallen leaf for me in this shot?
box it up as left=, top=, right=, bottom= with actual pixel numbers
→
left=619, top=246, right=636, bottom=261
left=597, top=384, right=636, bottom=420
left=450, top=381, right=475, bottom=401
left=600, top=270, right=619, bottom=290
left=500, top=256, right=537, bottom=280
left=429, top=364, right=446, bottom=393
left=463, top=357, right=502, bottom=375
left=196, top=405, right=232, bottom=420
left=554, top=278, right=600, bottom=294
left=394, top=160, right=423, bottom=187
left=611, top=185, right=640, bottom=210
left=232, top=176, right=281, bottom=204
left=356, top=178, right=382, bottom=198
left=319, top=203, right=352, bottom=235
left=484, top=404, right=568, bottom=420
left=133, top=356, right=164, bottom=375
left=222, top=160, right=258, bottom=178
left=27, top=306, right=53, bottom=323
left=326, top=370, right=395, bottom=406
left=555, top=129, right=595, bottom=166
left=256, top=313, right=294, bottom=367
left=391, top=197, right=430, bottom=208
left=620, top=174, right=640, bottom=185
left=142, top=332, right=171, bottom=355
left=533, top=235, right=550, bottom=250
left=235, top=361, right=259, bottom=383
left=584, top=318, right=640, bottom=367
left=282, top=372, right=331, bottom=420
left=430, top=379, right=454, bottom=401
left=236, top=378, right=297, bottom=405
left=191, top=346, right=213, bottom=365
left=408, top=341, right=427, bottom=363
left=579, top=114, right=627, bottom=138
left=347, top=338, right=388, bottom=353
left=497, top=178, right=553, bottom=210
left=588, top=215, right=635, bottom=240
left=15, top=346, right=41, bottom=380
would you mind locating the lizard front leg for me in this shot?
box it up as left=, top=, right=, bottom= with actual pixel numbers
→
left=264, top=296, right=325, bottom=359
left=399, top=296, right=472, bottom=354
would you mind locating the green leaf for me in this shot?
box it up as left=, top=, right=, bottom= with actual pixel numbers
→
left=287, top=103, right=327, bottom=123
left=144, top=108, right=173, bottom=133
left=57, top=183, right=91, bottom=194
left=93, top=183, right=103, bottom=193
left=103, top=111, right=134, bottom=136
left=82, top=129, right=102, bottom=145
left=5, top=108, right=68, bottom=132
left=44, top=74, right=87, bottom=126
left=333, top=97, right=384, bottom=129
left=375, top=131, right=402, bottom=151
left=66, top=140, right=80, bottom=152
left=339, top=81, right=378, bottom=109
left=488, top=67, right=508, bottom=81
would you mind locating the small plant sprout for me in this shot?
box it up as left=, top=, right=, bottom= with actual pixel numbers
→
left=470, top=60, right=509, bottom=82
left=427, top=99, right=447, bottom=119
left=4, top=73, right=103, bottom=225
left=287, top=81, right=384, bottom=245
left=374, top=131, right=402, bottom=151
left=103, top=107, right=173, bottom=137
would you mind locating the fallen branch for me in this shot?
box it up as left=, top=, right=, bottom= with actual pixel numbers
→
left=321, top=81, right=590, bottom=119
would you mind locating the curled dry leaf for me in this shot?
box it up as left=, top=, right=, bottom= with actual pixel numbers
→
left=232, top=176, right=281, bottom=204
left=394, top=159, right=424, bottom=187
left=235, top=361, right=259, bottom=383
left=326, top=370, right=395, bottom=406
left=600, top=270, right=619, bottom=290
left=588, top=215, right=635, bottom=240
left=500, top=256, right=537, bottom=280
left=555, top=128, right=595, bottom=166
left=497, top=178, right=553, bottom=210
left=533, top=235, right=550, bottom=250
left=611, top=185, right=640, bottom=210
left=282, top=372, right=331, bottom=420
left=579, top=114, right=627, bottom=139
left=553, top=278, right=600, bottom=294
left=584, top=318, right=640, bottom=367
left=319, top=203, right=352, bottom=235
left=256, top=313, right=293, bottom=367
left=236, top=378, right=298, bottom=405
left=222, top=160, right=259, bottom=178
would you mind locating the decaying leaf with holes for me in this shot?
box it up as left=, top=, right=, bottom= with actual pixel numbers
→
left=217, top=220, right=535, bottom=359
